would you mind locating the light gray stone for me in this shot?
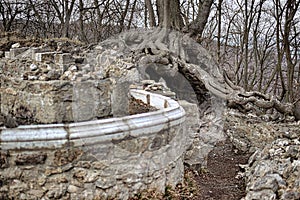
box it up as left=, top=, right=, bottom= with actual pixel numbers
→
left=10, top=47, right=29, bottom=58
left=30, top=64, right=38, bottom=71
left=95, top=177, right=116, bottom=189
left=55, top=53, right=75, bottom=65
left=4, top=51, right=10, bottom=59
left=0, top=167, right=22, bottom=179
left=11, top=43, right=20, bottom=48
left=27, top=189, right=45, bottom=198
left=35, top=52, right=55, bottom=62
left=244, top=189, right=276, bottom=200
left=1, top=79, right=112, bottom=123
left=280, top=190, right=300, bottom=200
left=111, top=82, right=130, bottom=117
left=9, top=180, right=28, bottom=193
left=248, top=176, right=279, bottom=192
left=67, top=185, right=80, bottom=193
left=45, top=184, right=67, bottom=199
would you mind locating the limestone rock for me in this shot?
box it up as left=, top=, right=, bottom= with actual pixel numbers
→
left=45, top=184, right=67, bottom=199
left=67, top=185, right=80, bottom=193
left=27, top=189, right=45, bottom=198
left=15, top=152, right=47, bottom=165
left=11, top=43, right=20, bottom=48
left=293, top=101, right=300, bottom=121
left=243, top=189, right=276, bottom=200
left=96, top=177, right=117, bottom=189
left=29, top=63, right=38, bottom=71
left=248, top=176, right=279, bottom=192
left=2, top=114, right=18, bottom=128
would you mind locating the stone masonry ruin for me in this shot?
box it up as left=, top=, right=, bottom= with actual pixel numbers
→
left=1, top=29, right=300, bottom=199
left=0, top=31, right=199, bottom=199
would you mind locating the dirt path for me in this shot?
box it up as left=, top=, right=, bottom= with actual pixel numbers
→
left=193, top=139, right=250, bottom=200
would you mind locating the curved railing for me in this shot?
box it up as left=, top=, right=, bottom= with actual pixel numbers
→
left=0, top=89, right=185, bottom=150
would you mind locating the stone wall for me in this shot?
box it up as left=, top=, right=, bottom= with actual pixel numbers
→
left=225, top=110, right=300, bottom=200
left=0, top=127, right=185, bottom=199
left=0, top=40, right=193, bottom=199
left=0, top=90, right=188, bottom=199
left=0, top=79, right=112, bottom=124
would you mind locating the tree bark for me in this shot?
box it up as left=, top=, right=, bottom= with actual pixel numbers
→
left=78, top=0, right=87, bottom=42
left=189, top=0, right=214, bottom=37
left=156, top=0, right=184, bottom=30
left=284, top=0, right=300, bottom=102
left=145, top=0, right=156, bottom=27
left=127, top=0, right=137, bottom=29
left=217, top=0, right=223, bottom=63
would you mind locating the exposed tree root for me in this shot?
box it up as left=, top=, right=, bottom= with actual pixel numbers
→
left=101, top=29, right=297, bottom=122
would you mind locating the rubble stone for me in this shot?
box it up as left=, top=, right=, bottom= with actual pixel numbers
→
left=29, top=63, right=38, bottom=71
left=10, top=47, right=29, bottom=58
left=226, top=110, right=300, bottom=200
left=35, top=52, right=55, bottom=62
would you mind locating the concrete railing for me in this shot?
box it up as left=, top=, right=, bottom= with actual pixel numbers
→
left=0, top=89, right=185, bottom=150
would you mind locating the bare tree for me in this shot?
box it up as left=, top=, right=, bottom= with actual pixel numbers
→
left=0, top=0, right=27, bottom=32
left=283, top=0, right=300, bottom=102
left=50, top=0, right=76, bottom=37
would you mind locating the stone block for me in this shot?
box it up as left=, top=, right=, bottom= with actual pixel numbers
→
left=30, top=48, right=41, bottom=60
left=178, top=100, right=199, bottom=134
left=10, top=47, right=29, bottom=58
left=111, top=82, right=130, bottom=117
left=55, top=53, right=75, bottom=65
left=5, top=51, right=10, bottom=59
left=54, top=53, right=75, bottom=72
left=35, top=52, right=55, bottom=62
left=15, top=152, right=47, bottom=165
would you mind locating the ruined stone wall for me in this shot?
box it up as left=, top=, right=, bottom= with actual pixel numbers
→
left=0, top=89, right=188, bottom=199
left=0, top=124, right=186, bottom=200
left=0, top=79, right=112, bottom=124
left=225, top=110, right=300, bottom=200
left=0, top=41, right=193, bottom=199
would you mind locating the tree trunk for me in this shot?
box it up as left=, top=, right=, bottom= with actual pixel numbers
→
left=120, top=0, right=130, bottom=32
left=243, top=0, right=249, bottom=91
left=162, top=0, right=171, bottom=28
left=51, top=0, right=75, bottom=38
left=156, top=0, right=184, bottom=30
left=156, top=0, right=164, bottom=25
left=78, top=0, right=87, bottom=42
left=127, top=0, right=137, bottom=29
left=284, top=0, right=300, bottom=102
left=145, top=0, right=156, bottom=27
left=189, top=0, right=214, bottom=37
left=217, top=0, right=223, bottom=63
